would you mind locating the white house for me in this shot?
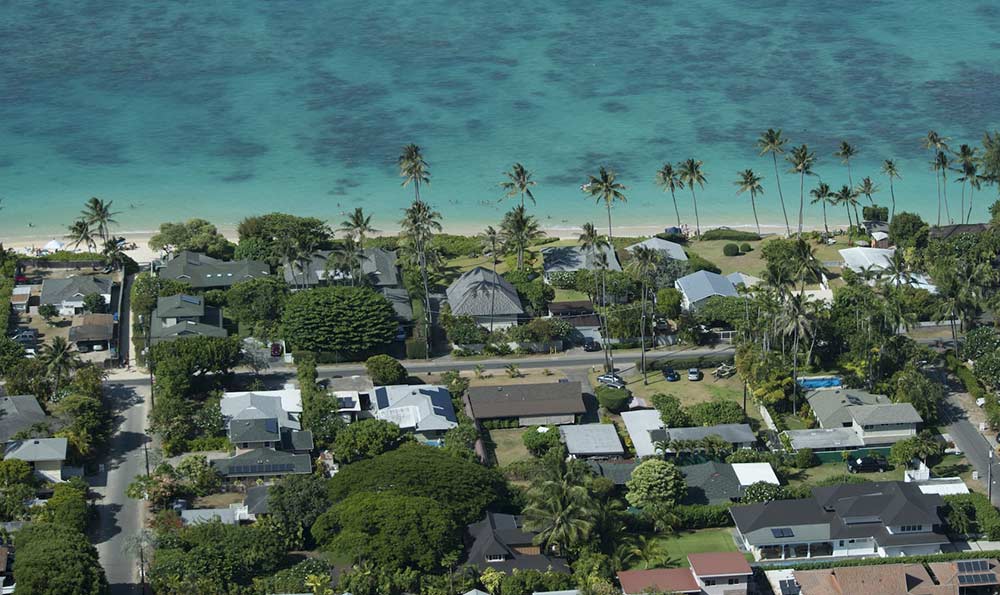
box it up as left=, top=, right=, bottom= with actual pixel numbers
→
left=675, top=270, right=738, bottom=310
left=39, top=276, right=113, bottom=316
left=4, top=438, right=68, bottom=482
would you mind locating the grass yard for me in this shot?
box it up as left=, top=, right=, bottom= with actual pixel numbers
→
left=683, top=234, right=852, bottom=277
left=193, top=492, right=244, bottom=509
left=932, top=454, right=977, bottom=486
left=605, top=371, right=761, bottom=423
left=635, top=528, right=748, bottom=568
left=469, top=367, right=567, bottom=386
left=485, top=428, right=532, bottom=467
left=553, top=288, right=590, bottom=302
left=785, top=460, right=903, bottom=487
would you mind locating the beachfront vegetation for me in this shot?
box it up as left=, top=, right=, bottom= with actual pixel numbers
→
left=149, top=218, right=234, bottom=259
left=281, top=285, right=397, bottom=355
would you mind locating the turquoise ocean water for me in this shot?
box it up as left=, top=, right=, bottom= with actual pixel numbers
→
left=1, top=1, right=999, bottom=240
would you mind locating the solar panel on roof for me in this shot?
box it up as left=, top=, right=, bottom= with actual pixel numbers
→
left=958, top=560, right=990, bottom=573
left=180, top=295, right=200, bottom=304
left=778, top=579, right=799, bottom=595
left=957, top=573, right=997, bottom=585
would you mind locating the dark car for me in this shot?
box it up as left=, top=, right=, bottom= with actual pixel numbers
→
left=270, top=343, right=283, bottom=357
left=847, top=455, right=889, bottom=474
left=662, top=367, right=680, bottom=382
left=583, top=338, right=602, bottom=352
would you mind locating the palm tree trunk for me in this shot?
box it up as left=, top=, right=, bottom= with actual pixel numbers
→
left=846, top=204, right=853, bottom=242
left=640, top=279, right=648, bottom=385
left=951, top=308, right=960, bottom=359
left=967, top=184, right=976, bottom=225
left=604, top=270, right=615, bottom=373
left=791, top=327, right=800, bottom=415
left=420, top=248, right=432, bottom=358
left=822, top=201, right=828, bottom=235
left=751, top=197, right=761, bottom=236
left=595, top=273, right=609, bottom=372
left=797, top=173, right=805, bottom=237
left=942, top=172, right=951, bottom=224
left=690, top=188, right=701, bottom=238
left=490, top=255, right=497, bottom=333
left=889, top=179, right=896, bottom=221
left=853, top=202, right=862, bottom=231
left=606, top=202, right=614, bottom=243
left=670, top=189, right=681, bottom=227
left=772, top=153, right=791, bottom=237
left=936, top=175, right=942, bottom=227
left=961, top=182, right=966, bottom=226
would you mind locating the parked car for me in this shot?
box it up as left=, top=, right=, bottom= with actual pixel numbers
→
left=597, top=373, right=624, bottom=386
left=270, top=342, right=283, bottom=357
left=847, top=455, right=889, bottom=474
left=583, top=338, right=602, bottom=352
left=662, top=367, right=680, bottom=382
left=601, top=380, right=628, bottom=391
left=687, top=368, right=703, bottom=381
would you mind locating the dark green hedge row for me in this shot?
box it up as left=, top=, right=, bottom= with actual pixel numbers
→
left=769, top=549, right=1000, bottom=572
left=700, top=229, right=761, bottom=241
left=641, top=353, right=734, bottom=372
left=675, top=504, right=734, bottom=529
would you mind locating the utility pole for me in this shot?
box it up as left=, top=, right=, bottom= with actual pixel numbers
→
left=990, top=448, right=994, bottom=503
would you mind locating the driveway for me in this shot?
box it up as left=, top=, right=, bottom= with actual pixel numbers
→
left=92, top=379, right=153, bottom=595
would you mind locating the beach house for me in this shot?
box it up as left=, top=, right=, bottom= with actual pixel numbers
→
left=674, top=270, right=738, bottom=311
left=149, top=294, right=227, bottom=344
left=540, top=244, right=622, bottom=281
left=445, top=267, right=523, bottom=329
left=158, top=250, right=269, bottom=290
left=625, top=237, right=688, bottom=261
left=39, top=276, right=113, bottom=316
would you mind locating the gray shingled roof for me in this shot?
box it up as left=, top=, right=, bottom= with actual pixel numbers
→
left=675, top=270, right=738, bottom=304
left=68, top=313, right=114, bottom=343
left=467, top=382, right=586, bottom=420
left=586, top=460, right=639, bottom=485
left=812, top=481, right=943, bottom=527
left=446, top=267, right=523, bottom=317
left=626, top=237, right=688, bottom=261
left=680, top=461, right=742, bottom=505
left=244, top=485, right=270, bottom=515
left=4, top=438, right=68, bottom=462
left=155, top=294, right=205, bottom=318
left=541, top=244, right=622, bottom=274
left=0, top=396, right=48, bottom=443
left=785, top=427, right=864, bottom=450
left=465, top=512, right=570, bottom=573
left=807, top=389, right=891, bottom=428
left=39, top=276, right=112, bottom=305
left=211, top=448, right=312, bottom=477
left=559, top=424, right=624, bottom=456
left=149, top=313, right=227, bottom=343
left=849, top=403, right=923, bottom=426
left=229, top=418, right=280, bottom=443
left=382, top=287, right=414, bottom=321
left=649, top=423, right=755, bottom=445
left=159, top=251, right=269, bottom=289
left=282, top=248, right=401, bottom=287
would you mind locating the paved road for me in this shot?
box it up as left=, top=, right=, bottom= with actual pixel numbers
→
left=941, top=387, right=1000, bottom=508
left=93, top=380, right=152, bottom=595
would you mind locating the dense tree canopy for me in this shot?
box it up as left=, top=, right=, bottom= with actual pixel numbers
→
left=225, top=276, right=289, bottom=337
left=625, top=459, right=686, bottom=510
left=651, top=393, right=692, bottom=428
left=237, top=213, right=331, bottom=250
left=149, top=218, right=235, bottom=259
left=282, top=286, right=397, bottom=355
left=332, top=418, right=405, bottom=463
left=365, top=354, right=408, bottom=385
left=312, top=492, right=461, bottom=572
left=130, top=272, right=191, bottom=321
left=687, top=400, right=745, bottom=426
left=742, top=481, right=786, bottom=503
left=267, top=473, right=332, bottom=549
left=14, top=523, right=108, bottom=595
left=328, top=443, right=506, bottom=525
left=33, top=478, right=89, bottom=533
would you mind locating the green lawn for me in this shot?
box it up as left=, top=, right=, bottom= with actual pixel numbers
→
left=485, top=428, right=532, bottom=467
left=785, top=460, right=903, bottom=487
left=553, top=288, right=590, bottom=302
left=608, top=371, right=762, bottom=423
left=683, top=235, right=853, bottom=278
left=636, top=528, right=747, bottom=568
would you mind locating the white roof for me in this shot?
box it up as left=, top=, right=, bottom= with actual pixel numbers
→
left=181, top=508, right=237, bottom=525
left=839, top=246, right=895, bottom=272
left=785, top=427, right=864, bottom=450
left=43, top=239, right=64, bottom=251
left=871, top=231, right=889, bottom=241
left=224, top=386, right=302, bottom=414
left=621, top=409, right=664, bottom=458
left=913, top=478, right=969, bottom=496
left=626, top=237, right=688, bottom=261
left=726, top=272, right=762, bottom=288
left=220, top=392, right=300, bottom=431
left=334, top=391, right=362, bottom=413
left=732, top=462, right=779, bottom=487
left=372, top=385, right=458, bottom=432
left=675, top=270, right=738, bottom=304
left=559, top=424, right=624, bottom=456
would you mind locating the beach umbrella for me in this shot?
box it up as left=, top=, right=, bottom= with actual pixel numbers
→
left=43, top=239, right=64, bottom=252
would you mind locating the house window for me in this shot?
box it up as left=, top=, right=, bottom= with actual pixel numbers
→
left=704, top=579, right=716, bottom=586
left=485, top=554, right=505, bottom=563
left=771, top=527, right=794, bottom=538
left=898, top=525, right=922, bottom=532
left=728, top=578, right=741, bottom=585
left=839, top=540, right=845, bottom=546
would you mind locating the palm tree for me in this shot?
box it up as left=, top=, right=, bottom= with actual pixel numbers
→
left=398, top=144, right=430, bottom=201
left=523, top=467, right=595, bottom=554
left=500, top=204, right=544, bottom=270
left=954, top=144, right=979, bottom=224
left=81, top=197, right=119, bottom=242
left=968, top=173, right=985, bottom=225
left=579, top=223, right=611, bottom=372
left=833, top=185, right=858, bottom=239
left=40, top=336, right=78, bottom=400
left=627, top=246, right=662, bottom=384
left=786, top=145, right=817, bottom=236
left=655, top=163, right=685, bottom=227
left=500, top=163, right=536, bottom=208
left=400, top=199, right=442, bottom=358
left=338, top=208, right=378, bottom=250
left=780, top=293, right=813, bottom=414
left=809, top=182, right=833, bottom=235
left=881, top=159, right=901, bottom=221
left=932, top=150, right=953, bottom=224
left=293, top=234, right=324, bottom=287
left=834, top=141, right=858, bottom=188
left=102, top=237, right=127, bottom=271
left=677, top=159, right=706, bottom=237
left=479, top=226, right=500, bottom=332
left=734, top=169, right=765, bottom=235
left=857, top=176, right=879, bottom=206
left=923, top=132, right=950, bottom=225
left=791, top=238, right=825, bottom=294
left=584, top=167, right=627, bottom=242
left=65, top=219, right=96, bottom=252
left=325, top=238, right=366, bottom=285
left=756, top=129, right=791, bottom=236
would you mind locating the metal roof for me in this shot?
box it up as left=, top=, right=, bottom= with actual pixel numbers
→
left=445, top=267, right=523, bottom=317
left=0, top=396, right=47, bottom=443
left=4, top=437, right=68, bottom=462
left=467, top=382, right=586, bottom=420
left=675, top=270, right=738, bottom=305
left=849, top=403, right=923, bottom=426
left=541, top=244, right=622, bottom=273
left=839, top=246, right=895, bottom=272
left=626, top=237, right=688, bottom=261
left=559, top=424, right=624, bottom=456
left=785, top=427, right=865, bottom=450
left=372, top=384, right=458, bottom=432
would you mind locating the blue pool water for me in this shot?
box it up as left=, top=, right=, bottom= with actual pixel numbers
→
left=798, top=376, right=843, bottom=389
left=1, top=1, right=1000, bottom=239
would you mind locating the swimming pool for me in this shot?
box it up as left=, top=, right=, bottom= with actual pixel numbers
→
left=798, top=376, right=842, bottom=389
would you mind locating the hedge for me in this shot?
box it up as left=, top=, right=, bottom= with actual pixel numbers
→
left=945, top=493, right=1000, bottom=539
left=947, top=353, right=985, bottom=401
left=723, top=243, right=740, bottom=256
left=674, top=504, right=733, bottom=529
left=641, top=353, right=734, bottom=372
left=0, top=277, right=12, bottom=337
left=700, top=229, right=761, bottom=242
left=765, top=550, right=1000, bottom=572
left=595, top=386, right=630, bottom=413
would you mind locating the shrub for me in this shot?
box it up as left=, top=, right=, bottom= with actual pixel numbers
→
left=522, top=427, right=560, bottom=457
left=794, top=448, right=818, bottom=469
left=595, top=386, right=630, bottom=413
left=642, top=353, right=734, bottom=372
left=365, top=355, right=408, bottom=385
left=944, top=493, right=1000, bottom=539
left=282, top=286, right=397, bottom=356
left=655, top=232, right=688, bottom=244
left=686, top=253, right=721, bottom=274
left=674, top=504, right=733, bottom=529
left=701, top=229, right=761, bottom=242
left=739, top=242, right=752, bottom=253
left=742, top=481, right=786, bottom=503
left=722, top=243, right=740, bottom=256
left=655, top=288, right=683, bottom=319
left=405, top=337, right=428, bottom=359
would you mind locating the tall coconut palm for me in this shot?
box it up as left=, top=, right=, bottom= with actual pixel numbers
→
left=881, top=159, right=901, bottom=221
left=932, top=150, right=952, bottom=224
left=791, top=238, right=826, bottom=294
left=677, top=159, right=706, bottom=237
left=338, top=207, right=378, bottom=250
left=833, top=185, right=858, bottom=239
left=967, top=173, right=984, bottom=225
left=81, top=197, right=119, bottom=242
left=834, top=141, right=858, bottom=188
left=954, top=144, right=979, bottom=224
left=293, top=234, right=324, bottom=287
left=627, top=245, right=662, bottom=384
left=655, top=163, right=685, bottom=227
left=40, top=336, right=78, bottom=400
left=780, top=293, right=813, bottom=414
left=756, top=129, right=791, bottom=236
left=584, top=167, right=627, bottom=242
left=922, top=132, right=950, bottom=225
left=500, top=204, right=544, bottom=270
left=500, top=163, right=536, bottom=208
left=523, top=475, right=595, bottom=555
left=65, top=219, right=96, bottom=252
left=400, top=199, right=442, bottom=358
left=479, top=226, right=501, bottom=332
left=809, top=182, right=833, bottom=235
left=734, top=169, right=765, bottom=235
left=102, top=236, right=127, bottom=271
left=857, top=176, right=879, bottom=206
left=786, top=145, right=816, bottom=236
left=398, top=143, right=430, bottom=201
left=325, top=238, right=366, bottom=286
left=580, top=223, right=612, bottom=372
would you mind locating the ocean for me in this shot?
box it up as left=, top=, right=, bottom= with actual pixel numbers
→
left=1, top=0, right=999, bottom=241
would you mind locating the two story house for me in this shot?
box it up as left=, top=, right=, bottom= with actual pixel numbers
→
left=149, top=294, right=227, bottom=344
left=785, top=388, right=922, bottom=453
left=465, top=512, right=569, bottom=573
left=618, top=553, right=752, bottom=595
left=39, top=276, right=113, bottom=316
left=331, top=384, right=458, bottom=445
left=731, top=481, right=948, bottom=561
left=157, top=251, right=269, bottom=290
